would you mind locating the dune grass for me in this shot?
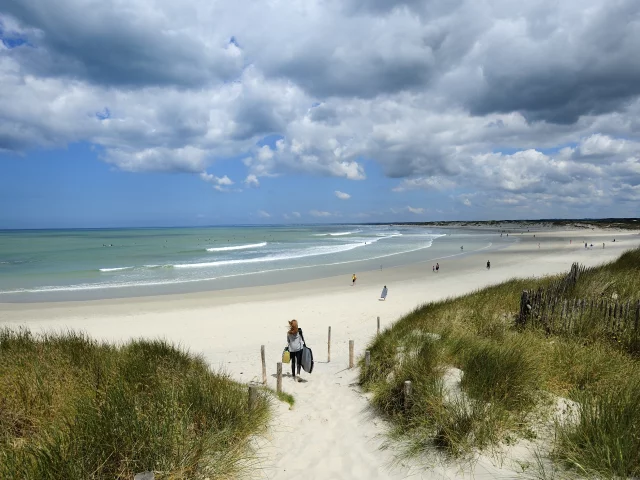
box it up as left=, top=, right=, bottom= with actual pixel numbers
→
left=275, top=390, right=295, bottom=407
left=0, top=329, right=270, bottom=480
left=360, top=247, right=640, bottom=478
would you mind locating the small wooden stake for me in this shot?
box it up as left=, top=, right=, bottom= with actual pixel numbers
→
left=377, top=316, right=380, bottom=335
left=276, top=362, right=282, bottom=394
left=404, top=380, right=412, bottom=411
left=349, top=340, right=354, bottom=369
left=260, top=345, right=267, bottom=386
left=248, top=385, right=258, bottom=410
left=328, top=326, right=331, bottom=363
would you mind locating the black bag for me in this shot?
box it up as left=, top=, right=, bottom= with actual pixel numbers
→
left=299, top=330, right=314, bottom=374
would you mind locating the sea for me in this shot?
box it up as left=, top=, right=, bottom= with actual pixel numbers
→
left=0, top=225, right=503, bottom=302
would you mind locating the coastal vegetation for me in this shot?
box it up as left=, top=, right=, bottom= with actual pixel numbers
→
left=360, top=247, right=640, bottom=478
left=0, top=331, right=270, bottom=480
left=389, top=217, right=640, bottom=230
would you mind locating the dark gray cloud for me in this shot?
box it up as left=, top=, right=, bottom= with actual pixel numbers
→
left=1, top=0, right=242, bottom=87
left=462, top=0, right=640, bottom=123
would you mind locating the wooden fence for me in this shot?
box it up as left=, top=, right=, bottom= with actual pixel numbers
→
left=516, top=262, right=640, bottom=336
left=519, top=288, right=640, bottom=337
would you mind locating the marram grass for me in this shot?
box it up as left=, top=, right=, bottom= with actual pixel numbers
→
left=0, top=329, right=270, bottom=480
left=360, top=247, right=640, bottom=478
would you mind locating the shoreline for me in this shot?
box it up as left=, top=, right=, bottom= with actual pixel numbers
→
left=2, top=226, right=636, bottom=305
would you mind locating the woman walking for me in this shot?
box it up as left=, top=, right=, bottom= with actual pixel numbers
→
left=287, top=320, right=304, bottom=382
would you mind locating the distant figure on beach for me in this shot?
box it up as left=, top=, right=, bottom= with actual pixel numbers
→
left=287, top=320, right=304, bottom=382
left=487, top=260, right=491, bottom=270
left=603, top=243, right=605, bottom=249
left=352, top=273, right=357, bottom=286
left=436, top=263, right=440, bottom=272
left=432, top=265, right=435, bottom=272
left=461, top=246, right=463, bottom=250
left=613, top=239, right=616, bottom=242
left=585, top=242, right=588, bottom=249
left=380, top=286, right=388, bottom=301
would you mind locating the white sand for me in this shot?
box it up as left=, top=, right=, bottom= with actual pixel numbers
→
left=2, top=228, right=639, bottom=479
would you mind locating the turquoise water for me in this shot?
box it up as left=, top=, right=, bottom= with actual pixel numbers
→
left=0, top=225, right=499, bottom=301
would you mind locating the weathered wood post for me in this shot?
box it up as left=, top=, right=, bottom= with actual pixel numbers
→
left=276, top=362, right=282, bottom=394
left=365, top=350, right=371, bottom=374
left=377, top=316, right=380, bottom=335
left=404, top=380, right=412, bottom=412
left=248, top=385, right=258, bottom=410
left=519, top=290, right=530, bottom=326
left=349, top=340, right=354, bottom=368
left=260, top=345, right=267, bottom=385
left=328, top=326, right=331, bottom=363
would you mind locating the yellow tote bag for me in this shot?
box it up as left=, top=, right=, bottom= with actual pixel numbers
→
left=282, top=348, right=291, bottom=364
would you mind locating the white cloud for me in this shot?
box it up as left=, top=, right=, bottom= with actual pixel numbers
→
left=199, top=172, right=234, bottom=192
left=463, top=198, right=472, bottom=207
left=393, top=176, right=457, bottom=192
left=257, top=210, right=271, bottom=218
left=310, top=210, right=333, bottom=217
left=335, top=190, right=351, bottom=200
left=292, top=211, right=301, bottom=218
left=244, top=174, right=260, bottom=187
left=406, top=206, right=424, bottom=214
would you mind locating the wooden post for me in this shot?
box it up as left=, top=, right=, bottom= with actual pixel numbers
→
left=349, top=340, right=354, bottom=368
left=260, top=345, right=267, bottom=385
left=404, top=380, right=412, bottom=411
left=328, top=326, right=331, bottom=363
left=248, top=385, right=258, bottom=410
left=519, top=290, right=530, bottom=326
left=365, top=350, right=371, bottom=369
left=377, top=316, right=380, bottom=335
left=276, top=362, right=282, bottom=394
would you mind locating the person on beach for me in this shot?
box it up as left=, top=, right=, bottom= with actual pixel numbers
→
left=487, top=260, right=491, bottom=269
left=432, top=265, right=435, bottom=272
left=436, top=263, right=440, bottom=272
left=352, top=273, right=357, bottom=286
left=380, top=285, right=388, bottom=300
left=287, top=320, right=304, bottom=382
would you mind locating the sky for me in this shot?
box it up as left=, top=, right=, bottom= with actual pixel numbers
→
left=0, top=0, right=639, bottom=228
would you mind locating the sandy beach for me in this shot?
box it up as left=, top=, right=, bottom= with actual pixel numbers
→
left=2, top=228, right=640, bottom=479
